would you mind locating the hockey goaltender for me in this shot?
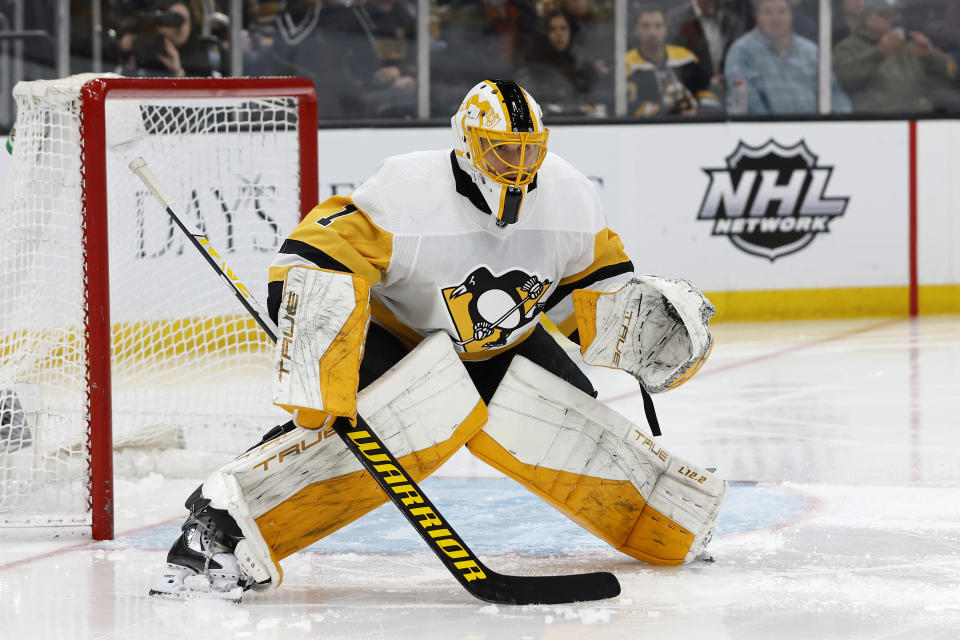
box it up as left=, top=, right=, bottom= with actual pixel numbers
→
left=149, top=79, right=727, bottom=603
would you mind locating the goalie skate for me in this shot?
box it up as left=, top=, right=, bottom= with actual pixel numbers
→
left=149, top=499, right=257, bottom=602
left=150, top=562, right=246, bottom=603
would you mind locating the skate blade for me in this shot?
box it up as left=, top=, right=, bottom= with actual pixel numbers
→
left=149, top=564, right=244, bottom=603
left=695, top=550, right=716, bottom=563
left=148, top=585, right=243, bottom=603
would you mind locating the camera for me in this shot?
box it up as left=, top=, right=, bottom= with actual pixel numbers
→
left=121, top=9, right=186, bottom=34
left=131, top=31, right=171, bottom=69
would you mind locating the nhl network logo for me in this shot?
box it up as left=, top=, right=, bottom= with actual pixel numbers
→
left=697, top=140, right=849, bottom=261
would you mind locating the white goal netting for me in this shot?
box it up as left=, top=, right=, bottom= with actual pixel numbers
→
left=0, top=75, right=310, bottom=529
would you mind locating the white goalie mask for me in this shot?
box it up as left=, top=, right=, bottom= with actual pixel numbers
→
left=451, top=79, right=549, bottom=229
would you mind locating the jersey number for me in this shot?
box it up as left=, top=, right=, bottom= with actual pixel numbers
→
left=316, top=204, right=357, bottom=227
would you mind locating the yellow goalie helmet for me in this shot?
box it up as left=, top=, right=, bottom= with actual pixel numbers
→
left=452, top=79, right=549, bottom=229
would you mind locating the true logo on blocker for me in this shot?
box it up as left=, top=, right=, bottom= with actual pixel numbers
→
left=697, top=140, right=849, bottom=261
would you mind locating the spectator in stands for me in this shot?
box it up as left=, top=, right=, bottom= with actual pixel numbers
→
left=666, top=0, right=754, bottom=109
left=516, top=10, right=602, bottom=115
left=787, top=0, right=818, bottom=42
left=341, top=0, right=418, bottom=118
left=0, top=0, right=56, bottom=80
left=70, top=0, right=126, bottom=74
left=558, top=0, right=615, bottom=112
left=910, top=0, right=960, bottom=111
left=903, top=0, right=948, bottom=47
left=724, top=0, right=852, bottom=113
left=938, top=1, right=960, bottom=62
left=833, top=0, right=866, bottom=44
left=626, top=5, right=720, bottom=116
left=258, top=0, right=418, bottom=119
left=429, top=0, right=538, bottom=117
left=474, top=0, right=536, bottom=63
left=117, top=0, right=218, bottom=77
left=254, top=0, right=354, bottom=117
left=906, top=0, right=960, bottom=76
left=833, top=0, right=958, bottom=112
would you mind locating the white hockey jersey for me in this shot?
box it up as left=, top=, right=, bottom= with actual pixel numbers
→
left=268, top=149, right=634, bottom=359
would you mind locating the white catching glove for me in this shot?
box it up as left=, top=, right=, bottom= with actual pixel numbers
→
left=572, top=275, right=716, bottom=393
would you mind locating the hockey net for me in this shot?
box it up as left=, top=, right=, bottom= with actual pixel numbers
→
left=0, top=75, right=318, bottom=538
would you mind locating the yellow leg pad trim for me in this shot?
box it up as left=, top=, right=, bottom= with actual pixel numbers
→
left=255, top=400, right=487, bottom=560
left=624, top=506, right=695, bottom=566
left=468, top=431, right=693, bottom=566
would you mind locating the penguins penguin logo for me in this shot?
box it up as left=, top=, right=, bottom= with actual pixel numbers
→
left=441, top=266, right=551, bottom=352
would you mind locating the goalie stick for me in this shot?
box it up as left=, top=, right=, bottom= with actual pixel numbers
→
left=128, top=157, right=621, bottom=605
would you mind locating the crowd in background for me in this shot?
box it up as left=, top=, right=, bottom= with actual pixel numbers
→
left=2, top=0, right=960, bottom=122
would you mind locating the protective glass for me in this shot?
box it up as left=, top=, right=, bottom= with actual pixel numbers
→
left=468, top=127, right=549, bottom=187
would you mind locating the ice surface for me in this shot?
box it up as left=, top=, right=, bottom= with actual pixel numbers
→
left=2, top=316, right=959, bottom=639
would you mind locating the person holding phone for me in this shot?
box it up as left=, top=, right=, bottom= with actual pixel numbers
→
left=833, top=0, right=957, bottom=112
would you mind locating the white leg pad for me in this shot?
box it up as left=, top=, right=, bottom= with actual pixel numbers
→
left=201, top=331, right=484, bottom=581
left=203, top=470, right=279, bottom=589
left=476, top=355, right=727, bottom=565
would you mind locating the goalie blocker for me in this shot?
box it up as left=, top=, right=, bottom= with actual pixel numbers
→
left=272, top=265, right=371, bottom=429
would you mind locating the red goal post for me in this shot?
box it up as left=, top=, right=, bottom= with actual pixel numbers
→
left=0, top=76, right=319, bottom=540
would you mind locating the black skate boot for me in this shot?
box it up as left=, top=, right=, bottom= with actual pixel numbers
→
left=149, top=486, right=260, bottom=602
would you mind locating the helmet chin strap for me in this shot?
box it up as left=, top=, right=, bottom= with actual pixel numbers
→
left=480, top=180, right=530, bottom=230
left=499, top=187, right=523, bottom=225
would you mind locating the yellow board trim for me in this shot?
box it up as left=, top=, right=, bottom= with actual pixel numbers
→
left=707, top=285, right=960, bottom=322
left=6, top=286, right=957, bottom=377
left=918, top=284, right=960, bottom=314
left=545, top=284, right=959, bottom=337
left=1, top=315, right=272, bottom=374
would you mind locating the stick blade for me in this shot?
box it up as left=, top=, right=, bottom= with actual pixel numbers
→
left=469, top=570, right=621, bottom=605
